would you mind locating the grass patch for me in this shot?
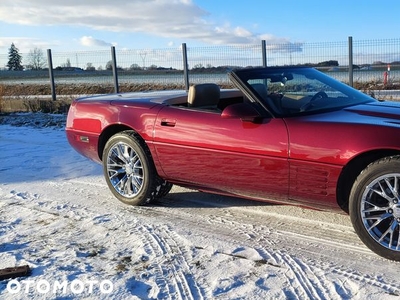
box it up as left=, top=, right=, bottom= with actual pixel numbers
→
left=0, top=85, right=4, bottom=113
left=1, top=97, right=72, bottom=114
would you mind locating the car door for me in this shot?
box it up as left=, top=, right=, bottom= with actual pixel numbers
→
left=152, top=106, right=290, bottom=201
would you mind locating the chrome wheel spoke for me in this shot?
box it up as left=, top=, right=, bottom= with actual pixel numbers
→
left=114, top=174, right=128, bottom=190
left=370, top=182, right=394, bottom=202
left=379, top=220, right=398, bottom=247
left=366, top=212, right=393, bottom=230
left=113, top=144, right=129, bottom=164
left=124, top=176, right=134, bottom=195
left=108, top=165, right=125, bottom=177
left=362, top=200, right=389, bottom=213
left=132, top=175, right=142, bottom=192
left=385, top=176, right=399, bottom=199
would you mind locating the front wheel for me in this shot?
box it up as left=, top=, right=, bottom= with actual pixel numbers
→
left=349, top=156, right=400, bottom=261
left=102, top=131, right=164, bottom=205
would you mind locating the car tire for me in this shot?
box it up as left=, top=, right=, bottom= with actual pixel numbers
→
left=102, top=130, right=160, bottom=206
left=155, top=179, right=173, bottom=198
left=349, top=156, right=400, bottom=261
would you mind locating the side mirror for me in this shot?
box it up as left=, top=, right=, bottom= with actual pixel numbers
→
left=221, top=103, right=262, bottom=123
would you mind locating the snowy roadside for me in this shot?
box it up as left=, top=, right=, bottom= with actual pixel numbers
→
left=1, top=113, right=400, bottom=299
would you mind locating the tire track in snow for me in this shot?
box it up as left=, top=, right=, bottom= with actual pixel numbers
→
left=332, top=267, right=400, bottom=297
left=132, top=204, right=343, bottom=299
left=54, top=182, right=400, bottom=297
left=148, top=195, right=400, bottom=297
left=276, top=252, right=340, bottom=300
left=1, top=187, right=207, bottom=300
left=139, top=224, right=207, bottom=300
left=191, top=213, right=344, bottom=299
left=3, top=181, right=400, bottom=298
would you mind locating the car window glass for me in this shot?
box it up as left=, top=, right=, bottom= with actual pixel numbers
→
left=242, top=68, right=375, bottom=116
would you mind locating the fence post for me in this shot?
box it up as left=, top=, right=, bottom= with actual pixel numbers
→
left=111, top=46, right=119, bottom=93
left=348, top=36, right=353, bottom=87
left=47, top=49, right=56, bottom=101
left=182, top=43, right=189, bottom=91
left=261, top=40, right=267, bottom=67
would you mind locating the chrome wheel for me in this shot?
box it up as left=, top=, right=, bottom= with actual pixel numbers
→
left=106, top=142, right=144, bottom=198
left=102, top=131, right=160, bottom=205
left=361, top=174, right=400, bottom=250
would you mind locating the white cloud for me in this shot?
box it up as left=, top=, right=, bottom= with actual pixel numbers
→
left=79, top=36, right=113, bottom=47
left=0, top=0, right=296, bottom=47
left=234, top=27, right=253, bottom=38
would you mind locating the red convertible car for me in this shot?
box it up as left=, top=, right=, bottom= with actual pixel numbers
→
left=66, top=67, right=400, bottom=261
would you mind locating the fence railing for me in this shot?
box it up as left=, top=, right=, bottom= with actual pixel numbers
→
left=1, top=37, right=399, bottom=100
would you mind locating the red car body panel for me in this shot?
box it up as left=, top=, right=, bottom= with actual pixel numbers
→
left=153, top=106, right=289, bottom=201
left=66, top=68, right=400, bottom=213
left=286, top=103, right=400, bottom=207
left=66, top=92, right=171, bottom=163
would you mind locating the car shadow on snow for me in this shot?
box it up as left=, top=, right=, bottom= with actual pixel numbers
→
left=150, top=190, right=279, bottom=209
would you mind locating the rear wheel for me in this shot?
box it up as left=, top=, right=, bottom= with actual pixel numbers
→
left=349, top=156, right=400, bottom=261
left=102, top=131, right=168, bottom=205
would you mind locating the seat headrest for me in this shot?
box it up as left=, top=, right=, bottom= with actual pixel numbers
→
left=188, top=83, right=220, bottom=107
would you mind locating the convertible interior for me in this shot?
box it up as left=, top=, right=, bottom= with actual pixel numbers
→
left=164, top=68, right=369, bottom=118
left=166, top=82, right=327, bottom=117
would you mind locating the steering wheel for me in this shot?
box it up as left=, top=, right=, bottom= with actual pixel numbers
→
left=300, top=91, right=328, bottom=112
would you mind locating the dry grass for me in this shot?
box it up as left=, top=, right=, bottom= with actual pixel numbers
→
left=1, top=82, right=188, bottom=96
left=0, top=82, right=188, bottom=113
left=0, top=82, right=189, bottom=113
left=0, top=85, right=3, bottom=113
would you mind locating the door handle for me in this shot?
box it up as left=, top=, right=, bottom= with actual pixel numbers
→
left=160, top=119, right=176, bottom=127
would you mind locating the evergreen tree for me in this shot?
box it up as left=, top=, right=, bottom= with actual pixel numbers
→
left=7, top=43, right=23, bottom=71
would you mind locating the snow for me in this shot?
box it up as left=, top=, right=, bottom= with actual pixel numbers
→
left=1, top=113, right=400, bottom=299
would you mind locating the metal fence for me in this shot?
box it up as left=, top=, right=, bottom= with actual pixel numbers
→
left=1, top=36, right=399, bottom=100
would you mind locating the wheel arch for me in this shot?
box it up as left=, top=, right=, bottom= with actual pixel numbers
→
left=336, top=149, right=400, bottom=213
left=97, top=124, right=144, bottom=161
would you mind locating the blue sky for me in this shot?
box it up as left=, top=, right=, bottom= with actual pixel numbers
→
left=0, top=0, right=399, bottom=54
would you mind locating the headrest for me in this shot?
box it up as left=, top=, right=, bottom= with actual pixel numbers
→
left=188, top=83, right=220, bottom=107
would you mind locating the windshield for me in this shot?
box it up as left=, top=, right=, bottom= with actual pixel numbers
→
left=231, top=67, right=376, bottom=117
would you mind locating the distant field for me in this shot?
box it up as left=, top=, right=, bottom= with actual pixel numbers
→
left=0, top=82, right=188, bottom=96
left=0, top=82, right=188, bottom=113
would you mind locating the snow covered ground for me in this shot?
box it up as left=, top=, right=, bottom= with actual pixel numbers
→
left=1, top=113, right=400, bottom=299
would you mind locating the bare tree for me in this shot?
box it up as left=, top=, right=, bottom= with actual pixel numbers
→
left=105, top=60, right=113, bottom=70
left=27, top=47, right=46, bottom=70
left=86, top=62, right=95, bottom=71
left=129, top=63, right=141, bottom=70
left=63, top=58, right=72, bottom=68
